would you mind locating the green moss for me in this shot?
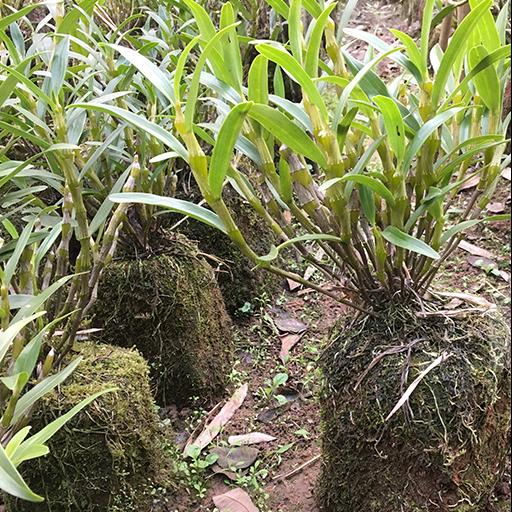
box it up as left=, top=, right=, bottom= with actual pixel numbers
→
left=318, top=303, right=511, bottom=511
left=93, top=233, right=234, bottom=406
left=5, top=342, right=173, bottom=512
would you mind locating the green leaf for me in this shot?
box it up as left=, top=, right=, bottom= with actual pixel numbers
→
left=333, top=47, right=402, bottom=128
left=109, top=193, right=227, bottom=234
left=401, top=107, right=465, bottom=174
left=359, top=185, right=376, bottom=225
left=340, top=174, right=395, bottom=205
left=431, top=0, right=493, bottom=107
left=420, top=0, right=436, bottom=71
left=469, top=45, right=500, bottom=112
left=344, top=28, right=422, bottom=83
left=247, top=103, right=327, bottom=167
left=0, top=443, right=43, bottom=502
left=220, top=2, right=243, bottom=92
left=468, top=0, right=500, bottom=53
left=185, top=23, right=239, bottom=129
left=69, top=102, right=188, bottom=161
left=265, top=0, right=289, bottom=17
left=305, top=3, right=337, bottom=78
left=440, top=214, right=512, bottom=244
left=0, top=313, right=46, bottom=371
left=89, top=166, right=131, bottom=235
left=209, top=102, right=252, bottom=199
left=183, top=0, right=216, bottom=39
left=389, top=29, right=424, bottom=80
left=373, top=95, right=405, bottom=163
left=12, top=389, right=114, bottom=466
left=2, top=219, right=36, bottom=286
left=109, top=44, right=175, bottom=105
left=382, top=226, right=440, bottom=260
left=273, top=65, right=285, bottom=97
left=248, top=55, right=269, bottom=105
left=442, top=45, right=511, bottom=109
left=11, top=358, right=83, bottom=425
left=49, top=36, right=70, bottom=97
left=440, top=220, right=480, bottom=244
left=0, top=4, right=40, bottom=32
left=289, top=0, right=303, bottom=64
left=336, top=0, right=360, bottom=43
left=12, top=275, right=73, bottom=323
left=256, top=44, right=328, bottom=121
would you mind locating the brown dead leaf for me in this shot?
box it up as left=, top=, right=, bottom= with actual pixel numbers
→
left=486, top=202, right=505, bottom=214
left=458, top=240, right=494, bottom=259
left=279, top=333, right=305, bottom=363
left=213, top=488, right=259, bottom=512
left=501, top=167, right=511, bottom=181
left=210, top=446, right=259, bottom=470
left=273, top=312, right=308, bottom=334
left=211, top=464, right=238, bottom=481
left=435, top=291, right=497, bottom=310
left=499, top=270, right=511, bottom=283
left=286, top=278, right=301, bottom=292
left=459, top=174, right=480, bottom=190
left=445, top=298, right=464, bottom=309
left=228, top=432, right=276, bottom=446
left=186, top=384, right=248, bottom=453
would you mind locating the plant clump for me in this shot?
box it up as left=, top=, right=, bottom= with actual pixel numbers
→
left=5, top=342, right=174, bottom=512
left=93, top=232, right=234, bottom=406
left=318, top=303, right=511, bottom=511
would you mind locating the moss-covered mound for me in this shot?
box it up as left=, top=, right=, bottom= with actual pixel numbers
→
left=6, top=342, right=173, bottom=512
left=93, top=233, right=234, bottom=406
left=177, top=185, right=281, bottom=314
left=318, top=303, right=511, bottom=511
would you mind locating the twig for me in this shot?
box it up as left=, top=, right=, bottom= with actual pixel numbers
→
left=272, top=454, right=321, bottom=481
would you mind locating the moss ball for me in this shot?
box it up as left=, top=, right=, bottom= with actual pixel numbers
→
left=318, top=304, right=511, bottom=512
left=5, top=342, right=173, bottom=512
left=93, top=233, right=234, bottom=406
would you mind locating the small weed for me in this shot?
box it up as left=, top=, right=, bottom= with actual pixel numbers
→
left=174, top=445, right=219, bottom=499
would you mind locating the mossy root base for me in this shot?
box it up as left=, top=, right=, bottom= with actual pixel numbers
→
left=318, top=304, right=511, bottom=512
left=5, top=342, right=173, bottom=512
left=93, top=234, right=234, bottom=406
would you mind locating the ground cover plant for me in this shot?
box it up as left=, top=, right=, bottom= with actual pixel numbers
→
left=0, top=0, right=510, bottom=510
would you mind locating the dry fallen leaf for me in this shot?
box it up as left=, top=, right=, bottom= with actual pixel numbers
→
left=445, top=298, right=464, bottom=309
left=186, top=384, right=248, bottom=453
left=486, top=202, right=505, bottom=214
left=501, top=167, right=511, bottom=181
left=279, top=333, right=304, bottom=363
left=273, top=312, right=308, bottom=334
left=211, top=465, right=238, bottom=481
left=228, top=432, right=276, bottom=446
left=213, top=488, right=259, bottom=512
left=435, top=291, right=497, bottom=311
left=286, top=278, right=301, bottom=292
left=386, top=352, right=452, bottom=421
left=458, top=240, right=494, bottom=260
left=459, top=174, right=480, bottom=190
left=210, top=446, right=260, bottom=470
